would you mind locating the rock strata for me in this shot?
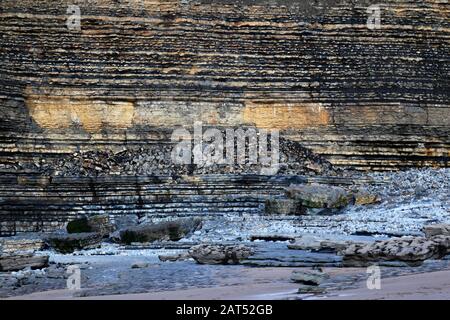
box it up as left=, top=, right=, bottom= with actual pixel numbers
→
left=0, top=253, right=49, bottom=272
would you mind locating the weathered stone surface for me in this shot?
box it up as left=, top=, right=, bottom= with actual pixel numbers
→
left=342, top=236, right=450, bottom=267
left=353, top=191, right=381, bottom=206
left=0, top=253, right=49, bottom=272
left=45, top=233, right=103, bottom=254
left=423, top=224, right=450, bottom=238
left=189, top=244, right=254, bottom=265
left=286, top=184, right=351, bottom=209
left=0, top=239, right=46, bottom=254
left=291, top=269, right=330, bottom=285
left=117, top=218, right=202, bottom=245
left=264, top=199, right=305, bottom=215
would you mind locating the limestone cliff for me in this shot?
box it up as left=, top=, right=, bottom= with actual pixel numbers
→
left=0, top=0, right=449, bottom=233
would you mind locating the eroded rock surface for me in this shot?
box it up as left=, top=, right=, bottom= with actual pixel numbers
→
left=45, top=233, right=103, bottom=254
left=189, top=244, right=254, bottom=265
left=342, top=236, right=450, bottom=267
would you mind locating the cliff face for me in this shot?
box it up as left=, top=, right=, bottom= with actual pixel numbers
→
left=0, top=0, right=449, bottom=233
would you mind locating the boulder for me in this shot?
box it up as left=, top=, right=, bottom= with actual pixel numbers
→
left=264, top=199, right=305, bottom=215
left=291, top=269, right=329, bottom=285
left=117, top=218, right=202, bottom=244
left=353, top=191, right=381, bottom=205
left=67, top=215, right=115, bottom=236
left=285, top=184, right=351, bottom=209
left=342, top=236, right=450, bottom=267
left=0, top=253, right=49, bottom=272
left=189, top=244, right=254, bottom=265
left=423, top=224, right=450, bottom=238
left=131, top=262, right=149, bottom=269
left=45, top=233, right=103, bottom=254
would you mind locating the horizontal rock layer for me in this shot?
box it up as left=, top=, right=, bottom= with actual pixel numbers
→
left=0, top=0, right=448, bottom=171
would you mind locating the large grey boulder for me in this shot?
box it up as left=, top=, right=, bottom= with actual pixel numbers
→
left=285, top=184, right=351, bottom=209
left=0, top=253, right=49, bottom=272
left=189, top=244, right=254, bottom=265
left=45, top=233, right=103, bottom=254
left=117, top=218, right=202, bottom=245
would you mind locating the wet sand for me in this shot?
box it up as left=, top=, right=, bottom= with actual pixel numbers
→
left=6, top=267, right=450, bottom=300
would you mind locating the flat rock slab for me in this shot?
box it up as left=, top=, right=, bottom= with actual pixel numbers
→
left=0, top=253, right=49, bottom=272
left=288, top=235, right=371, bottom=253
left=242, top=243, right=343, bottom=267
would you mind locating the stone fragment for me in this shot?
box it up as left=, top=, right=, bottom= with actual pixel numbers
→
left=353, top=191, right=381, bottom=205
left=131, top=262, right=149, bottom=269
left=189, top=244, right=254, bottom=265
left=291, top=269, right=329, bottom=285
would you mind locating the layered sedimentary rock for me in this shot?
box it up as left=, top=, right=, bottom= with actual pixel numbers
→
left=0, top=0, right=449, bottom=233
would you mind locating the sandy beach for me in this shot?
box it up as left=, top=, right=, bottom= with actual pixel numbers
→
left=6, top=266, right=450, bottom=301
